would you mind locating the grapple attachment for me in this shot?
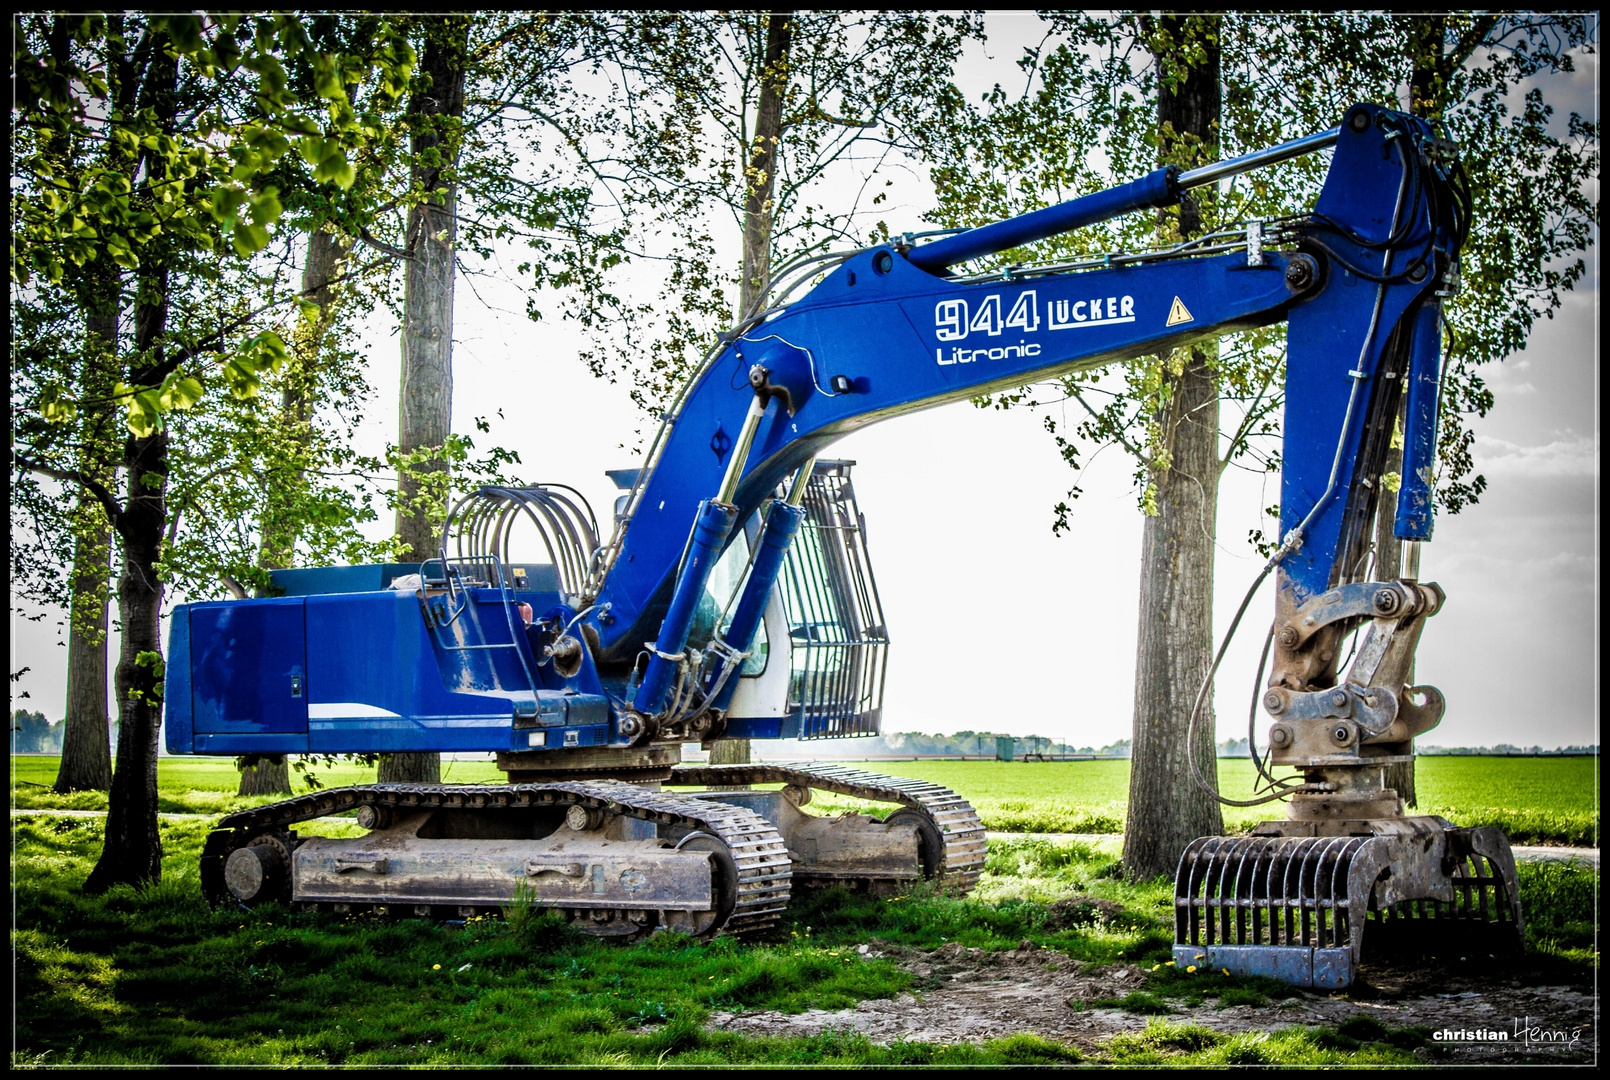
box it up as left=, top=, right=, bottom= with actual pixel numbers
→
left=1173, top=818, right=1523, bottom=988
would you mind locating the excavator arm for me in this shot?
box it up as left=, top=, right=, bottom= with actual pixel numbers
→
left=587, top=102, right=1464, bottom=744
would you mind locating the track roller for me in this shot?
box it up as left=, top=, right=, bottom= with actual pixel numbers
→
left=669, top=761, right=988, bottom=895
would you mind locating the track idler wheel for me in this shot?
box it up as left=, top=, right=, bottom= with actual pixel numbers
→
left=219, top=833, right=294, bottom=907
left=660, top=831, right=738, bottom=939
left=884, top=808, right=943, bottom=882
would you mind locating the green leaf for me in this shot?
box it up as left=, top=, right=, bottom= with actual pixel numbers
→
left=223, top=357, right=262, bottom=399
left=159, top=374, right=204, bottom=412
left=158, top=14, right=204, bottom=54
left=297, top=136, right=328, bottom=167
left=312, top=54, right=347, bottom=102
left=209, top=185, right=248, bottom=222
left=249, top=187, right=283, bottom=226
left=328, top=158, right=356, bottom=190
left=134, top=650, right=166, bottom=696
left=313, top=147, right=356, bottom=189
left=251, top=330, right=289, bottom=371
left=106, top=238, right=139, bottom=269
left=126, top=390, right=162, bottom=437
left=231, top=220, right=270, bottom=255
left=41, top=393, right=77, bottom=424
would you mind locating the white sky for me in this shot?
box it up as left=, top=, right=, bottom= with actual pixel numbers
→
left=10, top=16, right=1600, bottom=753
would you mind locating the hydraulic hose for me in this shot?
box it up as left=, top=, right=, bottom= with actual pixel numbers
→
left=1185, top=132, right=1416, bottom=809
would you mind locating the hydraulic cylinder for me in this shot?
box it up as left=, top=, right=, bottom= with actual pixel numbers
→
left=633, top=499, right=737, bottom=716
left=707, top=500, right=806, bottom=712
left=1395, top=298, right=1443, bottom=541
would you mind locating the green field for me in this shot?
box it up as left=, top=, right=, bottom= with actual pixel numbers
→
left=10, top=753, right=1597, bottom=1065
left=14, top=754, right=1594, bottom=845
left=806, top=756, right=1601, bottom=846
left=11, top=811, right=1594, bottom=1066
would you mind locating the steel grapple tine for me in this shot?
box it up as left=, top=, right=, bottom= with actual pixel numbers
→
left=1173, top=832, right=1381, bottom=989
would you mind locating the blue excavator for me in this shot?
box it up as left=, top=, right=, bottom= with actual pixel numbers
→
left=167, top=104, right=1521, bottom=986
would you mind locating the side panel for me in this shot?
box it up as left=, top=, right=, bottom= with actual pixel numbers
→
left=163, top=606, right=194, bottom=754
left=725, top=589, right=793, bottom=725
left=188, top=597, right=309, bottom=754
left=305, top=591, right=517, bottom=752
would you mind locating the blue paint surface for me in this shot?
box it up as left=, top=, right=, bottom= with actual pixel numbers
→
left=189, top=597, right=308, bottom=736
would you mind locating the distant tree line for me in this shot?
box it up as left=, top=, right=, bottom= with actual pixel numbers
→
left=1420, top=744, right=1599, bottom=757
left=865, top=731, right=1136, bottom=758
left=11, top=710, right=64, bottom=754
left=862, top=734, right=1596, bottom=759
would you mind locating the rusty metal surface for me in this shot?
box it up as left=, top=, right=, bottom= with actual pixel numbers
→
left=495, top=743, right=683, bottom=783
left=1265, top=579, right=1448, bottom=769
left=293, top=822, right=717, bottom=911
left=201, top=780, right=790, bottom=938
left=1174, top=820, right=1525, bottom=989
left=687, top=788, right=923, bottom=885
left=669, top=761, right=988, bottom=894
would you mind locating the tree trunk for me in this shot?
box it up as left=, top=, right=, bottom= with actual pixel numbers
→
left=737, top=10, right=793, bottom=318
left=396, top=18, right=468, bottom=560
left=54, top=267, right=118, bottom=794
left=704, top=735, right=751, bottom=791
left=238, top=755, right=293, bottom=796
left=1123, top=15, right=1224, bottom=881
left=260, top=227, right=348, bottom=568
left=85, top=35, right=178, bottom=894
left=713, top=10, right=793, bottom=771
left=1404, top=14, right=1449, bottom=116
left=86, top=425, right=169, bottom=894
left=379, top=752, right=442, bottom=784
left=391, top=19, right=469, bottom=789
left=56, top=516, right=113, bottom=792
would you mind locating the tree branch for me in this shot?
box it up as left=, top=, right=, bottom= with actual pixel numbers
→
left=1069, top=385, right=1145, bottom=460
left=15, top=455, right=125, bottom=527
left=1219, top=357, right=1282, bottom=473
left=129, top=254, right=396, bottom=389
left=357, top=228, right=411, bottom=261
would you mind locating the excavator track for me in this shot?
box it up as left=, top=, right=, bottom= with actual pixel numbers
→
left=201, top=782, right=791, bottom=937
left=669, top=761, right=988, bottom=895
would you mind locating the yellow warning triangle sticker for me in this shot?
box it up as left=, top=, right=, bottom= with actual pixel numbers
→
left=1166, top=296, right=1194, bottom=326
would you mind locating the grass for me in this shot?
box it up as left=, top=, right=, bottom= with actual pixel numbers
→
left=10, top=815, right=1595, bottom=1066
left=1099, top=1018, right=1433, bottom=1065
left=14, top=752, right=1599, bottom=844
left=10, top=756, right=507, bottom=816
left=801, top=756, right=1600, bottom=845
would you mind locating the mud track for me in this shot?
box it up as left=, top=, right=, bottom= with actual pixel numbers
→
left=708, top=942, right=1597, bottom=1063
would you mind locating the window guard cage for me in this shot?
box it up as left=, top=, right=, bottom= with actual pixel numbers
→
left=776, top=460, right=888, bottom=739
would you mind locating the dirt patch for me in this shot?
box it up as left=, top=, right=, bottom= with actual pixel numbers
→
left=707, top=942, right=1597, bottom=1062
left=1044, top=896, right=1126, bottom=929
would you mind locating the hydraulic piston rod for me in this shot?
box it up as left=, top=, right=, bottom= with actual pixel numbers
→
left=705, top=460, right=814, bottom=712
left=908, top=126, right=1341, bottom=272
left=1174, top=126, right=1341, bottom=191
